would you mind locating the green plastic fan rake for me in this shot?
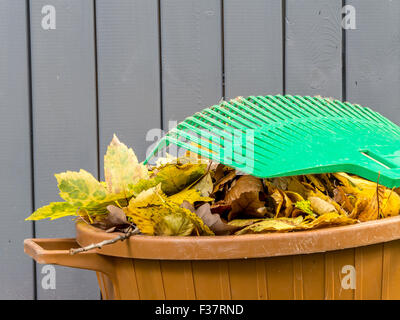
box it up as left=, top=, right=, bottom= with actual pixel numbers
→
left=144, top=95, right=400, bottom=188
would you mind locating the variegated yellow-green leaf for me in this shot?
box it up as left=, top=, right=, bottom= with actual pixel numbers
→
left=104, top=134, right=148, bottom=195
left=26, top=202, right=78, bottom=221
left=55, top=169, right=109, bottom=207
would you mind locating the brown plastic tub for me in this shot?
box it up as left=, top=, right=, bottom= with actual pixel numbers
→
left=24, top=217, right=400, bottom=300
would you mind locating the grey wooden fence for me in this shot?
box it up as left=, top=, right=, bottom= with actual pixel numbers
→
left=0, top=0, right=399, bottom=299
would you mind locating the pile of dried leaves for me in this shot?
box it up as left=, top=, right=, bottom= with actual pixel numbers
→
left=26, top=135, right=400, bottom=236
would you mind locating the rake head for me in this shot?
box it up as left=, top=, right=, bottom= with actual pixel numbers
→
left=145, top=95, right=400, bottom=188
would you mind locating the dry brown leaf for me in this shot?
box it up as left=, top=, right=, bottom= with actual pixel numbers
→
left=285, top=191, right=304, bottom=203
left=270, top=189, right=284, bottom=216
left=92, top=205, right=129, bottom=230
left=210, top=201, right=231, bottom=215
left=225, top=175, right=267, bottom=220
left=281, top=191, right=294, bottom=217
left=194, top=203, right=239, bottom=235
left=213, top=169, right=236, bottom=194
left=333, top=186, right=354, bottom=213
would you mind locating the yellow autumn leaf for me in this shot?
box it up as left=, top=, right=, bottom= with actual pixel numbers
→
left=228, top=218, right=264, bottom=228
left=193, top=172, right=213, bottom=197
left=168, top=188, right=213, bottom=206
left=334, top=172, right=400, bottom=219
left=300, top=212, right=357, bottom=229
left=235, top=216, right=304, bottom=235
left=154, top=213, right=194, bottom=236
left=125, top=185, right=214, bottom=236
left=154, top=162, right=208, bottom=195
left=129, top=184, right=167, bottom=208
left=104, top=134, right=148, bottom=194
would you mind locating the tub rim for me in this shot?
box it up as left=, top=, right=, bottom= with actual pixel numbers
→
left=75, top=216, right=400, bottom=260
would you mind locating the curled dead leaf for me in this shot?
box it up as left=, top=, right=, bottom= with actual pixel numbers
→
left=194, top=203, right=239, bottom=235
left=92, top=205, right=129, bottom=230
left=225, top=175, right=267, bottom=220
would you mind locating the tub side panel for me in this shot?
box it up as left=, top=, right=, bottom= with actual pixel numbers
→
left=192, top=261, right=231, bottom=300
left=134, top=259, right=166, bottom=299
left=265, top=256, right=294, bottom=300
left=159, top=261, right=196, bottom=300
left=355, top=244, right=383, bottom=300
left=228, top=259, right=260, bottom=300
left=301, top=253, right=325, bottom=300
left=382, top=241, right=400, bottom=300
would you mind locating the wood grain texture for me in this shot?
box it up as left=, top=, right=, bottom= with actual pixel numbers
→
left=160, top=0, right=222, bottom=128
left=0, top=0, right=34, bottom=299
left=96, top=0, right=161, bottom=166
left=224, top=0, right=283, bottom=99
left=286, top=0, right=342, bottom=99
left=346, top=0, right=400, bottom=124
left=30, top=0, right=99, bottom=299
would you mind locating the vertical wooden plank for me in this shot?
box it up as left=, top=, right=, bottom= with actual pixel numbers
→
left=355, top=244, right=383, bottom=300
left=292, top=256, right=304, bottom=300
left=346, top=0, right=400, bottom=124
left=266, top=256, right=294, bottom=300
left=0, top=0, right=34, bottom=299
left=160, top=261, right=196, bottom=300
left=160, top=0, right=222, bottom=128
left=192, top=261, right=231, bottom=300
left=30, top=0, right=99, bottom=299
left=96, top=0, right=161, bottom=165
left=134, top=260, right=166, bottom=299
left=224, top=0, right=283, bottom=99
left=382, top=241, right=400, bottom=300
left=112, top=258, right=140, bottom=300
left=301, top=253, right=325, bottom=300
left=228, top=259, right=259, bottom=300
left=286, top=0, right=342, bottom=99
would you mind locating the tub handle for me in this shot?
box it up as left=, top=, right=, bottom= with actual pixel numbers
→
left=24, top=238, right=115, bottom=277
